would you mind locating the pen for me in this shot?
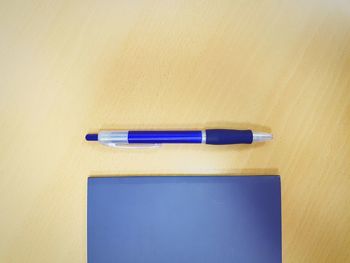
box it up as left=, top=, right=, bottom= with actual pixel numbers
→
left=85, top=129, right=272, bottom=148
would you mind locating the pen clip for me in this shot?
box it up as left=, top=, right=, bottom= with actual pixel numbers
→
left=100, top=142, right=161, bottom=149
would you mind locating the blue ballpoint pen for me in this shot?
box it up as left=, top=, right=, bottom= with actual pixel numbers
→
left=85, top=129, right=272, bottom=148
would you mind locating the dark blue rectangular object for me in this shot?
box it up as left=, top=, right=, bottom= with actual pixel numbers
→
left=88, top=176, right=281, bottom=263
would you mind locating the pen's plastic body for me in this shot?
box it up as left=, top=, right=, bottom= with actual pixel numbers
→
left=128, top=131, right=203, bottom=144
left=85, top=129, right=273, bottom=147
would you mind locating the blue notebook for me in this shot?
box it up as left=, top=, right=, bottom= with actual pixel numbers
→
left=88, top=176, right=281, bottom=263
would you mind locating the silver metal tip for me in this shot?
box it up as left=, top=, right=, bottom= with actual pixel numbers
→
left=252, top=132, right=273, bottom=142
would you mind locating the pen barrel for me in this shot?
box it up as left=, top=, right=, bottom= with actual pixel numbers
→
left=205, top=129, right=253, bottom=145
left=128, top=131, right=202, bottom=144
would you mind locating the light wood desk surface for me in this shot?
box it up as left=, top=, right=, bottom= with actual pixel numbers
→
left=1, top=1, right=350, bottom=262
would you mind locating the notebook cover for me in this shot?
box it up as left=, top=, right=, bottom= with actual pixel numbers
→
left=88, top=176, right=281, bottom=263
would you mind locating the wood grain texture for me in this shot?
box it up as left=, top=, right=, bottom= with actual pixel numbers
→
left=1, top=1, right=350, bottom=262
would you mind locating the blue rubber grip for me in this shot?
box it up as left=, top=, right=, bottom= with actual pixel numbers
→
left=128, top=131, right=202, bottom=144
left=205, top=129, right=253, bottom=144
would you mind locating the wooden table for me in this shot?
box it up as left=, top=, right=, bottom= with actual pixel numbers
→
left=1, top=1, right=349, bottom=262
